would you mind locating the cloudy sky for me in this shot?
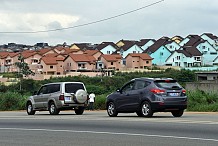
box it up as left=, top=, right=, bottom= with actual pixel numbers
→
left=0, top=0, right=217, bottom=46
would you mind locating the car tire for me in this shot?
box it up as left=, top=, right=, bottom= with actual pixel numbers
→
left=171, top=110, right=184, bottom=117
left=49, top=102, right=60, bottom=115
left=75, top=107, right=85, bottom=115
left=107, top=102, right=118, bottom=117
left=139, top=101, right=153, bottom=117
left=26, top=102, right=36, bottom=115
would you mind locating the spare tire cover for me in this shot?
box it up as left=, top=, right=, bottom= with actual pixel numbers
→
left=75, top=89, right=88, bottom=103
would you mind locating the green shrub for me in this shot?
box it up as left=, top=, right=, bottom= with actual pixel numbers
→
left=93, top=94, right=108, bottom=110
left=187, top=90, right=218, bottom=112
left=0, top=92, right=27, bottom=111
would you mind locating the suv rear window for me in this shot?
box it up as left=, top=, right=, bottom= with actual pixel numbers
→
left=154, top=80, right=182, bottom=89
left=65, top=83, right=85, bottom=93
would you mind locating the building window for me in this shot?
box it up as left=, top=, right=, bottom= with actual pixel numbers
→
left=50, top=66, right=53, bottom=69
left=133, top=51, right=136, bottom=53
left=160, top=52, right=163, bottom=56
left=146, top=61, right=149, bottom=64
left=111, top=62, right=113, bottom=65
left=107, top=51, right=110, bottom=54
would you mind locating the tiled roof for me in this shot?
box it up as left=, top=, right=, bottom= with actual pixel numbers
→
left=69, top=54, right=96, bottom=62
left=137, top=39, right=155, bottom=46
left=40, top=56, right=62, bottom=65
left=128, top=53, right=153, bottom=60
left=37, top=48, right=52, bottom=55
left=101, top=54, right=122, bottom=62
left=0, top=52, right=9, bottom=58
left=83, top=50, right=100, bottom=56
left=21, top=52, right=37, bottom=59
left=144, top=37, right=170, bottom=53
left=72, top=43, right=95, bottom=50
left=43, top=53, right=58, bottom=57
left=182, top=46, right=202, bottom=56
left=95, top=42, right=119, bottom=50
left=185, top=35, right=205, bottom=47
left=176, top=50, right=192, bottom=57
left=203, top=33, right=218, bottom=40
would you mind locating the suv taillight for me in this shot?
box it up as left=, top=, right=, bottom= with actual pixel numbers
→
left=150, top=89, right=165, bottom=94
left=59, top=94, right=64, bottom=100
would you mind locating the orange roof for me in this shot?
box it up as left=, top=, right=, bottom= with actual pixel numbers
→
left=41, top=56, right=62, bottom=65
left=37, top=48, right=52, bottom=55
left=83, top=50, right=100, bottom=56
left=43, top=53, right=58, bottom=57
left=0, top=52, right=9, bottom=58
left=101, top=54, right=122, bottom=62
left=128, top=53, right=153, bottom=60
left=69, top=54, right=96, bottom=62
left=21, top=52, right=38, bottom=59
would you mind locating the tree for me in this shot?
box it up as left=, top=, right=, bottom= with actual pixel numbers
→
left=14, top=54, right=35, bottom=92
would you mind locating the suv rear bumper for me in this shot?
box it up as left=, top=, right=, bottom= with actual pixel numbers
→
left=151, top=102, right=187, bottom=112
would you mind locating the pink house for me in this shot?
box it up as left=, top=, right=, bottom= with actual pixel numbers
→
left=64, top=54, right=96, bottom=72
left=39, top=56, right=65, bottom=75
left=83, top=50, right=103, bottom=60
left=100, top=54, right=122, bottom=70
left=125, top=53, right=153, bottom=69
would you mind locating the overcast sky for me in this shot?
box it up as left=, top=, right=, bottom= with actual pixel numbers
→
left=0, top=0, right=217, bottom=46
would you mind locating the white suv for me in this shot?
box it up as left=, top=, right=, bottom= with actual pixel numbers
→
left=26, top=82, right=88, bottom=115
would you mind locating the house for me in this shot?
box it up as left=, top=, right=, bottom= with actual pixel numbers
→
left=100, top=54, right=122, bottom=70
left=70, top=43, right=96, bottom=51
left=144, top=37, right=172, bottom=66
left=165, top=48, right=202, bottom=67
left=116, top=40, right=143, bottom=64
left=125, top=53, right=153, bottom=69
left=64, top=54, right=96, bottom=72
left=164, top=39, right=181, bottom=52
left=21, top=51, right=42, bottom=73
left=213, top=56, right=218, bottom=66
left=181, top=35, right=217, bottom=65
left=171, top=36, right=184, bottom=44
left=39, top=56, right=65, bottom=75
left=95, top=42, right=118, bottom=55
left=136, top=39, right=155, bottom=51
left=37, top=48, right=57, bottom=56
left=0, top=52, right=19, bottom=72
left=201, top=33, right=218, bottom=50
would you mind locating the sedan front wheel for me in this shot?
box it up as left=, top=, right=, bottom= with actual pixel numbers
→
left=107, top=102, right=118, bottom=117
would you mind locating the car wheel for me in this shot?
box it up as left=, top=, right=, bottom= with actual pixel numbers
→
left=171, top=110, right=184, bottom=117
left=49, top=102, right=60, bottom=115
left=107, top=102, right=118, bottom=117
left=26, top=102, right=36, bottom=115
left=140, top=101, right=153, bottom=117
left=75, top=107, right=85, bottom=115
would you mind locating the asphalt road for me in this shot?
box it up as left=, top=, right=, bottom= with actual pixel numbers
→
left=0, top=110, right=218, bottom=146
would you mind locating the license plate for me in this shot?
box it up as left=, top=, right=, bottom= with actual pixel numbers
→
left=65, top=97, right=71, bottom=101
left=169, top=93, right=179, bottom=96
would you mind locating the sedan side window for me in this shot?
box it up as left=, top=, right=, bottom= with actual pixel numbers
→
left=134, top=81, right=150, bottom=90
left=122, top=81, right=135, bottom=92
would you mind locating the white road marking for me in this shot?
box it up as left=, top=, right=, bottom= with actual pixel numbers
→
left=0, top=127, right=218, bottom=142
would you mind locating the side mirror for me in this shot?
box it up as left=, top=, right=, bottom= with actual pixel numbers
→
left=33, top=91, right=37, bottom=95
left=116, top=88, right=121, bottom=93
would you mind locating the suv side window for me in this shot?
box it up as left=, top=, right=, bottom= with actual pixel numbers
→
left=47, top=84, right=60, bottom=94
left=121, top=81, right=135, bottom=92
left=134, top=80, right=150, bottom=90
left=37, top=86, right=48, bottom=95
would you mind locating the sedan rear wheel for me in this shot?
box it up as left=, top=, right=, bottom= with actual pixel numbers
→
left=107, top=102, right=118, bottom=117
left=140, top=101, right=153, bottom=117
left=171, top=110, right=184, bottom=117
